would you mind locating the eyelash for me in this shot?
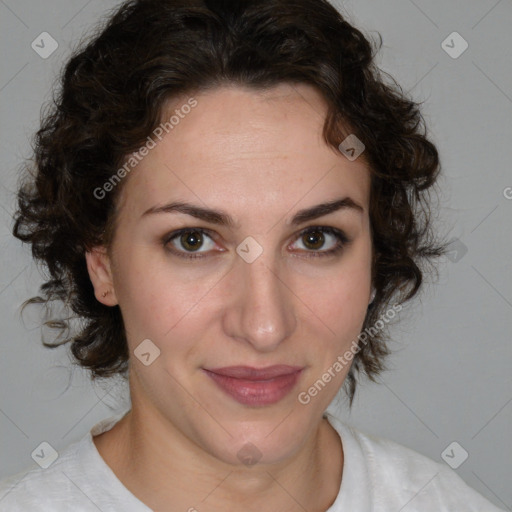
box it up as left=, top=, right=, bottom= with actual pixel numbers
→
left=162, top=226, right=350, bottom=260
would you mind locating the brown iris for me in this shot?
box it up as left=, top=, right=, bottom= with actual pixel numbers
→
left=302, top=230, right=325, bottom=250
left=180, top=231, right=204, bottom=251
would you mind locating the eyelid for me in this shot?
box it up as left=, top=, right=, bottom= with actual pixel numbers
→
left=163, top=227, right=217, bottom=245
left=295, top=225, right=349, bottom=243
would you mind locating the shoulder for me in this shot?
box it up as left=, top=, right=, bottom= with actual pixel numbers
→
left=0, top=436, right=94, bottom=511
left=325, top=413, right=505, bottom=512
left=0, top=409, right=148, bottom=512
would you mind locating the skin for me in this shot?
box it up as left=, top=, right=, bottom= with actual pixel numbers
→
left=86, top=83, right=373, bottom=512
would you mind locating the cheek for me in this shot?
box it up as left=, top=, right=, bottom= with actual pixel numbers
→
left=110, top=247, right=176, bottom=338
left=315, top=279, right=369, bottom=344
left=112, top=247, right=224, bottom=349
left=303, top=243, right=372, bottom=333
left=118, top=279, right=192, bottom=339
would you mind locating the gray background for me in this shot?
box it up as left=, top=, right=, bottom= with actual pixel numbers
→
left=1, top=0, right=511, bottom=509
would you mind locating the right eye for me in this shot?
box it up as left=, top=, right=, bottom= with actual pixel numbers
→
left=162, top=228, right=219, bottom=259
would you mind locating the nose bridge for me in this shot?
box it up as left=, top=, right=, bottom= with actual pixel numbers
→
left=224, top=249, right=296, bottom=351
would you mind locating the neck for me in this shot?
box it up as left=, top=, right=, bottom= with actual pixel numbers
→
left=94, top=403, right=343, bottom=512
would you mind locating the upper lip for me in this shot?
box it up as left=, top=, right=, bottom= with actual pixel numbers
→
left=204, top=365, right=303, bottom=380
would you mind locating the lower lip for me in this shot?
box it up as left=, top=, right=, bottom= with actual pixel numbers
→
left=203, top=369, right=302, bottom=406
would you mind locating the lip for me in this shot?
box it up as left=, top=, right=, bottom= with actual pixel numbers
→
left=203, top=365, right=303, bottom=406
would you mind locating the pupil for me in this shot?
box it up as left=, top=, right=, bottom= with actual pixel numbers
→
left=304, top=231, right=324, bottom=250
left=181, top=231, right=203, bottom=251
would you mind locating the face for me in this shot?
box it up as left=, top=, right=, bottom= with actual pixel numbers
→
left=87, top=83, right=373, bottom=466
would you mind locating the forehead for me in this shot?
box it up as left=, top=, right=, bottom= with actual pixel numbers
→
left=116, top=83, right=370, bottom=225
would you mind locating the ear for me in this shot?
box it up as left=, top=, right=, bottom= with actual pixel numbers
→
left=85, top=246, right=118, bottom=306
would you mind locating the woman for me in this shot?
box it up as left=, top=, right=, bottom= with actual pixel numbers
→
left=0, top=0, right=505, bottom=510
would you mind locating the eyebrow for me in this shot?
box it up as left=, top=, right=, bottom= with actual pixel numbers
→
left=141, top=197, right=364, bottom=227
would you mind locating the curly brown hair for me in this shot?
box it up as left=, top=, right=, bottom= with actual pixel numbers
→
left=13, top=0, right=446, bottom=403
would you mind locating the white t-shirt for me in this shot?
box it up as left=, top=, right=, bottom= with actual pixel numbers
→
left=0, top=408, right=504, bottom=511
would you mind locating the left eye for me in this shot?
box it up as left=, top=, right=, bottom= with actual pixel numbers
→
left=290, top=227, right=347, bottom=255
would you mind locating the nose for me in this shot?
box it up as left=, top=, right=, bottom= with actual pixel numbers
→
left=222, top=253, right=297, bottom=353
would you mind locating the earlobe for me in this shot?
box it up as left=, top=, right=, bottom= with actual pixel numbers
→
left=85, top=246, right=118, bottom=306
left=369, top=287, right=376, bottom=305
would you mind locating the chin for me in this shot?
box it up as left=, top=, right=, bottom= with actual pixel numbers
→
left=192, top=406, right=320, bottom=468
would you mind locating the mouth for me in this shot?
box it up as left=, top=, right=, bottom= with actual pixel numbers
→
left=202, top=365, right=304, bottom=406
